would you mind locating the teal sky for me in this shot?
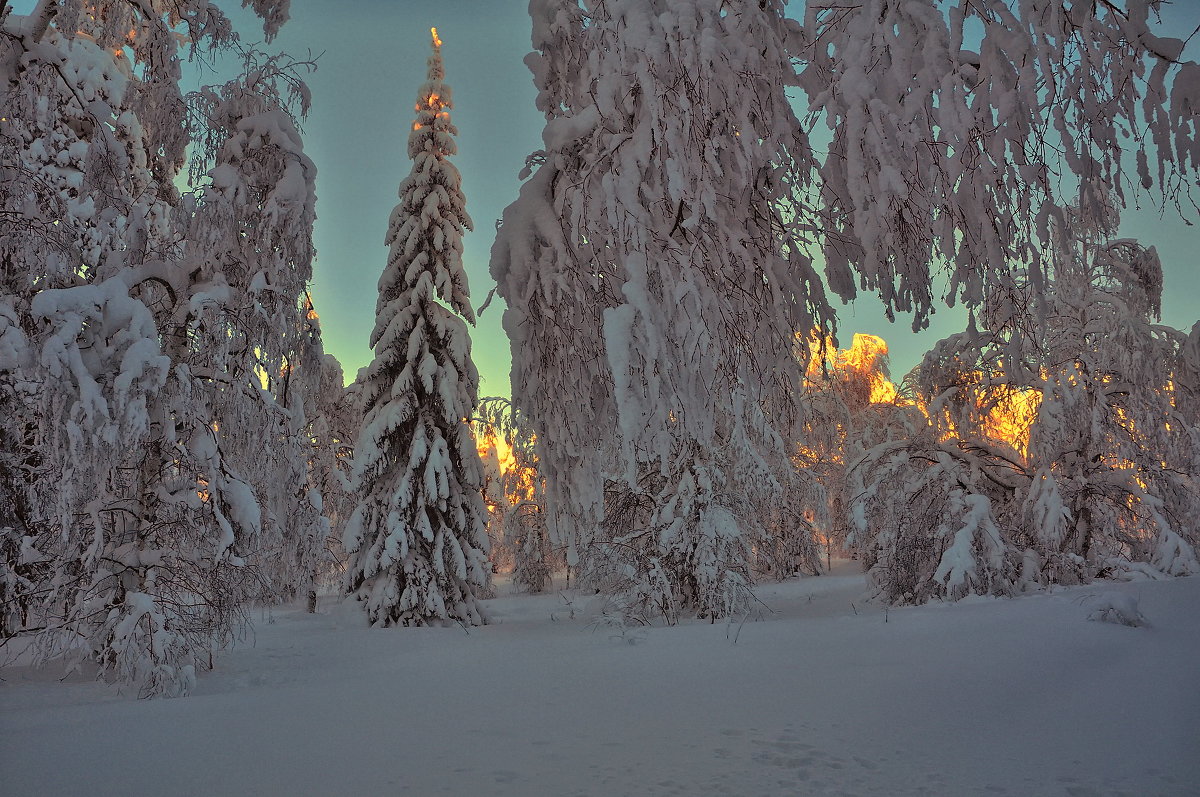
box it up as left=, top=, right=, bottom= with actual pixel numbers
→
left=18, top=1, right=1199, bottom=393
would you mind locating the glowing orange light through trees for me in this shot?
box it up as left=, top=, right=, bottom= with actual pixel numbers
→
left=805, top=329, right=1040, bottom=461
left=476, top=427, right=539, bottom=509
left=840, top=333, right=899, bottom=404
left=805, top=331, right=901, bottom=406
left=477, top=428, right=516, bottom=479
left=978, top=388, right=1040, bottom=460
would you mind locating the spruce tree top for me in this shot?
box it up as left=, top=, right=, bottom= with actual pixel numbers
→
left=373, top=26, right=475, bottom=353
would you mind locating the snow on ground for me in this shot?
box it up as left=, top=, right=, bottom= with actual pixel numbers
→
left=2, top=564, right=1198, bottom=796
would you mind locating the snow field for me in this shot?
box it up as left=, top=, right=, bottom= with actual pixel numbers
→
left=3, top=566, right=1197, bottom=796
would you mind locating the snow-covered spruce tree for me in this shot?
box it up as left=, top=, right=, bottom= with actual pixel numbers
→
left=343, top=29, right=489, bottom=627
left=0, top=0, right=321, bottom=696
left=493, top=0, right=834, bottom=619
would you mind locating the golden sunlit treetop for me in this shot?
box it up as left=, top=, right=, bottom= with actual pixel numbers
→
left=803, top=330, right=1042, bottom=460
left=411, top=28, right=448, bottom=131
left=805, top=330, right=900, bottom=406
left=839, top=333, right=897, bottom=405
left=475, top=426, right=540, bottom=508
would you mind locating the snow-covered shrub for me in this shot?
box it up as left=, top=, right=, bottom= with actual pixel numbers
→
left=850, top=428, right=1016, bottom=604
left=1084, top=592, right=1147, bottom=628
left=582, top=457, right=759, bottom=623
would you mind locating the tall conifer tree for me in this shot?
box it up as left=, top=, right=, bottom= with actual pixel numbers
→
left=343, top=28, right=489, bottom=627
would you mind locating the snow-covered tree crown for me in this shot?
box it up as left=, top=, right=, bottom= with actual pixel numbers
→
left=0, top=0, right=334, bottom=697
left=798, top=0, right=1199, bottom=331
